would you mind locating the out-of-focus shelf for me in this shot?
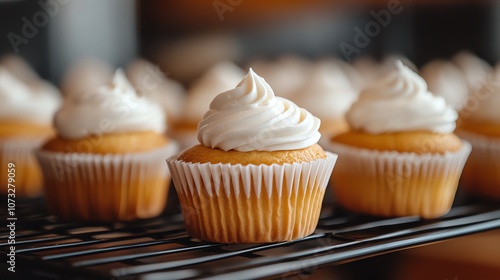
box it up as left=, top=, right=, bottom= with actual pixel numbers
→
left=1, top=200, right=499, bottom=280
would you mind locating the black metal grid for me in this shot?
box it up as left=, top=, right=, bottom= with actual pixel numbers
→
left=1, top=199, right=500, bottom=280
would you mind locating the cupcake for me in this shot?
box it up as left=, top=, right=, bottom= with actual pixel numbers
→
left=172, top=62, right=244, bottom=149
left=126, top=58, right=185, bottom=129
left=36, top=70, right=178, bottom=221
left=293, top=59, right=359, bottom=137
left=421, top=59, right=469, bottom=110
left=457, top=65, right=500, bottom=199
left=167, top=69, right=338, bottom=243
left=0, top=67, right=61, bottom=197
left=325, top=61, right=471, bottom=218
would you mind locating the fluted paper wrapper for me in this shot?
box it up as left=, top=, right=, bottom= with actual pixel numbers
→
left=0, top=137, right=45, bottom=197
left=324, top=141, right=471, bottom=218
left=36, top=142, right=178, bottom=221
left=457, top=130, right=500, bottom=198
left=167, top=152, right=338, bottom=243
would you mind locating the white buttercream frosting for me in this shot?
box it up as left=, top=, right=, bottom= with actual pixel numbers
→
left=183, top=62, right=245, bottom=123
left=55, top=69, right=165, bottom=139
left=198, top=68, right=321, bottom=152
left=0, top=67, right=61, bottom=125
left=467, top=64, right=500, bottom=123
left=293, top=60, right=359, bottom=121
left=421, top=60, right=469, bottom=110
left=452, top=51, right=492, bottom=92
left=347, top=61, right=457, bottom=134
left=126, top=59, right=185, bottom=121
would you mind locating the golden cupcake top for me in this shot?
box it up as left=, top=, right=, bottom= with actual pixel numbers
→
left=197, top=68, right=321, bottom=152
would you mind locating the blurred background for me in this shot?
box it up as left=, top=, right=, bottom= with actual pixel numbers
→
left=0, top=0, right=498, bottom=83
left=1, top=0, right=499, bottom=279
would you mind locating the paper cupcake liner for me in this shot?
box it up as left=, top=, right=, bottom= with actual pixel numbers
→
left=457, top=130, right=500, bottom=198
left=167, top=152, right=338, bottom=243
left=324, top=141, right=471, bottom=218
left=36, top=142, right=178, bottom=221
left=0, top=137, right=46, bottom=197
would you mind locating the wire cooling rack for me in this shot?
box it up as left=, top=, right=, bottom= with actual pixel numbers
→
left=1, top=197, right=499, bottom=280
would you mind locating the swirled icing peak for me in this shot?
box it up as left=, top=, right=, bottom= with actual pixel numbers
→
left=197, top=68, right=321, bottom=152
left=55, top=69, right=166, bottom=139
left=346, top=61, right=457, bottom=134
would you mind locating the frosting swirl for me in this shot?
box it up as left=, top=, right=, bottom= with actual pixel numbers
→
left=0, top=67, right=61, bottom=125
left=55, top=69, right=166, bottom=139
left=197, top=68, right=321, bottom=152
left=347, top=61, right=457, bottom=134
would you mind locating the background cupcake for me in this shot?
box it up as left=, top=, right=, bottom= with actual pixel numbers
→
left=457, top=64, right=500, bottom=199
left=168, top=68, right=337, bottom=243
left=326, top=62, right=471, bottom=218
left=0, top=66, right=61, bottom=198
left=60, top=58, right=114, bottom=99
left=36, top=70, right=177, bottom=221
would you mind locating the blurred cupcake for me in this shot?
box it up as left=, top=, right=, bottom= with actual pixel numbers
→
left=60, top=58, right=114, bottom=99
left=126, top=58, right=185, bottom=129
left=421, top=59, right=469, bottom=110
left=167, top=69, right=337, bottom=243
left=0, top=67, right=61, bottom=197
left=36, top=70, right=178, bottom=221
left=457, top=65, right=500, bottom=199
left=325, top=61, right=471, bottom=218
left=293, top=59, right=359, bottom=137
left=249, top=55, right=311, bottom=99
left=452, top=51, right=492, bottom=93
left=172, top=62, right=244, bottom=149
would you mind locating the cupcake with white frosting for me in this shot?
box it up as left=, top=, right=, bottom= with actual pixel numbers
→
left=457, top=64, right=500, bottom=199
left=172, top=61, right=244, bottom=149
left=167, top=68, right=338, bottom=243
left=0, top=67, right=61, bottom=197
left=293, top=59, right=359, bottom=137
left=36, top=69, right=178, bottom=221
left=325, top=61, right=471, bottom=218
left=421, top=59, right=469, bottom=110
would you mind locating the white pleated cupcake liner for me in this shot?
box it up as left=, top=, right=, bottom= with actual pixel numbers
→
left=36, top=142, right=178, bottom=221
left=457, top=130, right=500, bottom=198
left=0, top=137, right=46, bottom=197
left=323, top=141, right=471, bottom=218
left=167, top=152, right=338, bottom=243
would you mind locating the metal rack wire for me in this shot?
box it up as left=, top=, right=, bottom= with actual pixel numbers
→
left=1, top=199, right=500, bottom=280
